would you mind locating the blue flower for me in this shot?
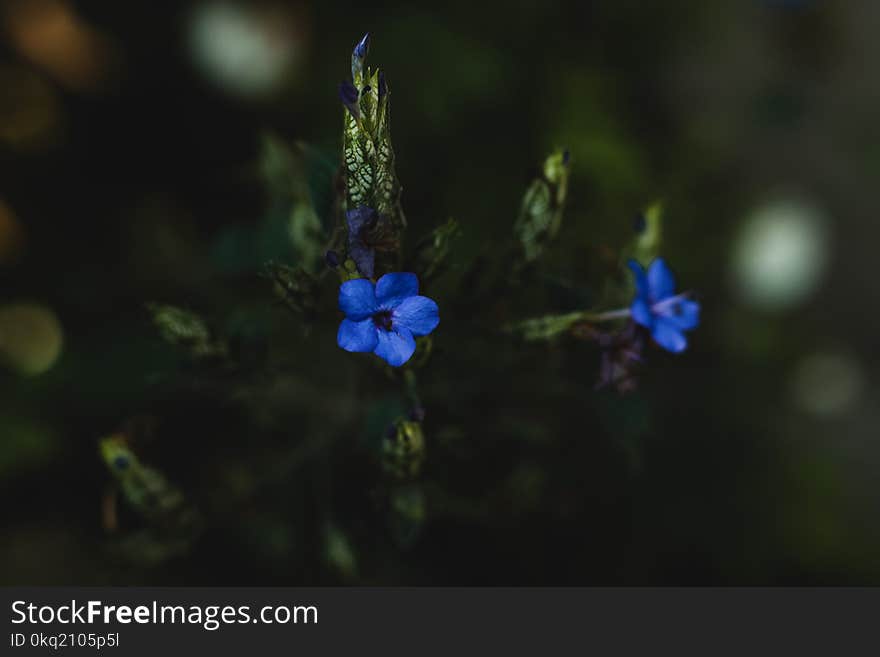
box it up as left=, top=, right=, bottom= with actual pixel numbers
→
left=628, top=258, right=700, bottom=354
left=337, top=273, right=439, bottom=367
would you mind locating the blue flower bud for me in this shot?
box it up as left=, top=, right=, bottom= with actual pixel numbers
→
left=378, top=71, right=387, bottom=101
left=351, top=32, right=370, bottom=81
left=633, top=212, right=647, bottom=234
left=353, top=32, right=370, bottom=60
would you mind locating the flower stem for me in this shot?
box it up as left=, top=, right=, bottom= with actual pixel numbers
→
left=403, top=369, right=421, bottom=408
left=575, top=308, right=631, bottom=323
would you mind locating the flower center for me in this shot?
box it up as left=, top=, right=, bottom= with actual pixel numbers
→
left=651, top=293, right=689, bottom=315
left=373, top=310, right=393, bottom=331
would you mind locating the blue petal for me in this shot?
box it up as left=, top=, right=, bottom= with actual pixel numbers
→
left=373, top=326, right=416, bottom=367
left=393, top=296, right=439, bottom=337
left=627, top=259, right=649, bottom=301
left=338, top=278, right=377, bottom=320
left=658, top=298, right=700, bottom=332
left=630, top=298, right=653, bottom=329
left=346, top=205, right=376, bottom=233
left=339, top=80, right=360, bottom=118
left=378, top=71, right=387, bottom=101
left=651, top=318, right=688, bottom=353
left=375, top=272, right=419, bottom=308
left=337, top=318, right=378, bottom=353
left=348, top=240, right=375, bottom=279
left=346, top=206, right=377, bottom=277
left=647, top=258, right=676, bottom=301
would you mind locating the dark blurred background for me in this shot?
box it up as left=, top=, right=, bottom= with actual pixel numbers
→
left=2, top=0, right=879, bottom=584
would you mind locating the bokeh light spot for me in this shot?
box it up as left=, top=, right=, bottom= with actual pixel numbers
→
left=187, top=1, right=307, bottom=99
left=731, top=196, right=829, bottom=311
left=0, top=303, right=64, bottom=376
left=790, top=351, right=864, bottom=417
left=2, top=0, right=115, bottom=91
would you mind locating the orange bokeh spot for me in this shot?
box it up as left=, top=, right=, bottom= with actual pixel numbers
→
left=3, top=0, right=114, bottom=91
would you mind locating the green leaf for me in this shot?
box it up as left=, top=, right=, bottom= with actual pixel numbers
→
left=146, top=303, right=227, bottom=360
left=513, top=149, right=571, bottom=264
left=99, top=434, right=201, bottom=536
left=323, top=522, right=358, bottom=579
left=609, top=200, right=664, bottom=306
left=626, top=200, right=663, bottom=267
left=381, top=418, right=426, bottom=481
left=504, top=311, right=588, bottom=342
left=262, top=262, right=319, bottom=319
left=387, top=483, right=426, bottom=550
left=410, top=217, right=461, bottom=283
left=255, top=135, right=338, bottom=274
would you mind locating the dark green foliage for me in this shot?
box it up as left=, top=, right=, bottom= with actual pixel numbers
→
left=146, top=303, right=227, bottom=360
left=263, top=262, right=320, bottom=320
left=513, top=149, right=571, bottom=265
left=2, top=2, right=874, bottom=588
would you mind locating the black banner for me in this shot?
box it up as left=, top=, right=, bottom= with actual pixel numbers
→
left=0, top=588, right=876, bottom=654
